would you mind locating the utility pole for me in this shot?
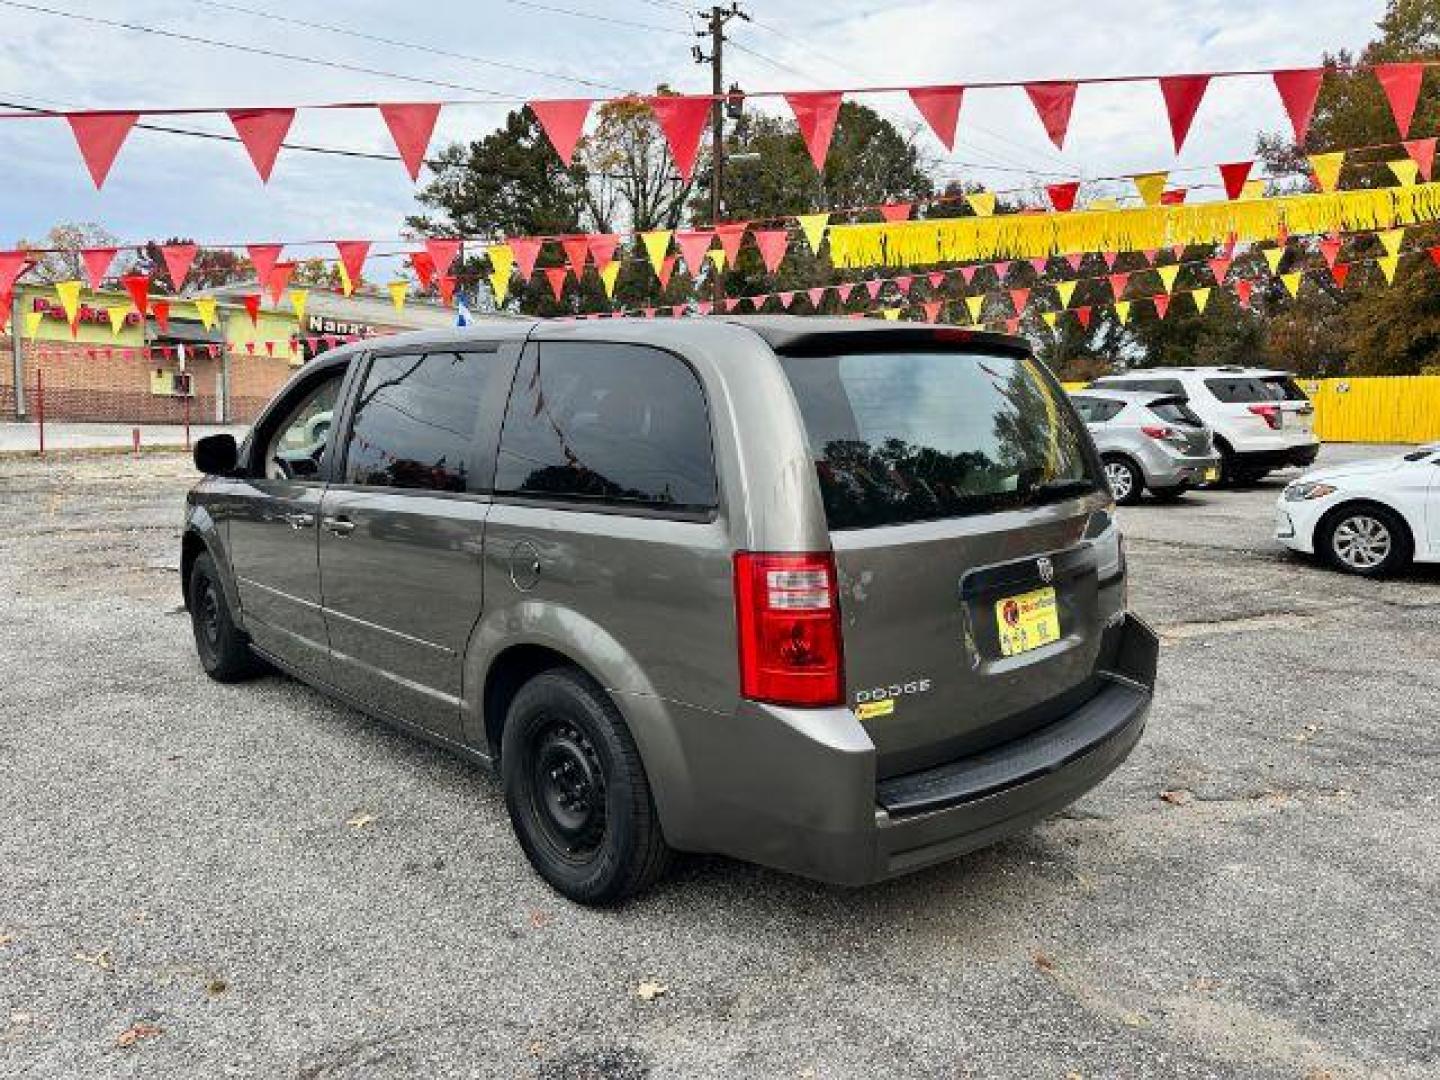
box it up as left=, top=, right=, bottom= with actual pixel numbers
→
left=694, top=3, right=747, bottom=304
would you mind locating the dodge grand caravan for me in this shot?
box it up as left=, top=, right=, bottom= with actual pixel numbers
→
left=183, top=317, right=1157, bottom=904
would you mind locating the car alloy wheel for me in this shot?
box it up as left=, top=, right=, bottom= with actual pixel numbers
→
left=1104, top=460, right=1137, bottom=503
left=1331, top=513, right=1392, bottom=571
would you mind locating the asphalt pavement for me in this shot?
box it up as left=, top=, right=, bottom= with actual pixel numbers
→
left=0, top=446, right=1435, bottom=1078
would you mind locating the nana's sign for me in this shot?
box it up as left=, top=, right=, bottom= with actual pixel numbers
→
left=306, top=313, right=381, bottom=338
left=32, top=297, right=142, bottom=327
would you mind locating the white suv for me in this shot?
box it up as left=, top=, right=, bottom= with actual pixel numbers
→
left=1091, top=367, right=1319, bottom=484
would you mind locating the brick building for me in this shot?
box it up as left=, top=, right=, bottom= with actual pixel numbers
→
left=3, top=283, right=457, bottom=425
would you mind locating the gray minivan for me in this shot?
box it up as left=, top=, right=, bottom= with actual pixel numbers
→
left=183, top=317, right=1157, bottom=904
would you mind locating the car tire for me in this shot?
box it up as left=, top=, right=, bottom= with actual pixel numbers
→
left=1148, top=484, right=1190, bottom=503
left=1318, top=503, right=1412, bottom=578
left=501, top=667, right=671, bottom=906
left=1102, top=455, right=1144, bottom=505
left=188, top=552, right=264, bottom=682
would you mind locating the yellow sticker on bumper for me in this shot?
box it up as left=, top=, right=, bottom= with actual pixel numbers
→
left=855, top=699, right=895, bottom=721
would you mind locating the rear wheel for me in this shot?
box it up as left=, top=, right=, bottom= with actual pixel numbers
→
left=1102, top=456, right=1144, bottom=505
left=188, top=552, right=263, bottom=682
left=1319, top=504, right=1411, bottom=578
left=501, top=668, right=671, bottom=905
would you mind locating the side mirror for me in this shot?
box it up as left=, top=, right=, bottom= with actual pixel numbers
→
left=194, top=433, right=238, bottom=475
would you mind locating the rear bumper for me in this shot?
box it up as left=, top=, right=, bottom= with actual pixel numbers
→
left=1233, top=442, right=1320, bottom=471
left=669, top=614, right=1158, bottom=886
left=1145, top=451, right=1220, bottom=489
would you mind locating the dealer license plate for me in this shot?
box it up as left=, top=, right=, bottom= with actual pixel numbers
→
left=995, top=586, right=1060, bottom=657
left=1204, top=467, right=1221, bottom=483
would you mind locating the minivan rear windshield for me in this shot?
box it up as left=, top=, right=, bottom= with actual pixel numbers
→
left=780, top=350, right=1099, bottom=529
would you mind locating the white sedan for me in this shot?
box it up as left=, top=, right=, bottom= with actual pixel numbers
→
left=1276, top=445, right=1440, bottom=576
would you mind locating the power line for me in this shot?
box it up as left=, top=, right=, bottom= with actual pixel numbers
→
left=726, top=38, right=824, bottom=87
left=495, top=0, right=692, bottom=35
left=186, top=0, right=627, bottom=93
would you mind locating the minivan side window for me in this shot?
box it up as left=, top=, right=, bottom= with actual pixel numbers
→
left=495, top=342, right=717, bottom=513
left=343, top=349, right=510, bottom=493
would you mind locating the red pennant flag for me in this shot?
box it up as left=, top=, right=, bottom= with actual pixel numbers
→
left=1235, top=278, right=1253, bottom=309
left=561, top=236, right=590, bottom=274
left=242, top=294, right=260, bottom=326
left=1208, top=257, right=1233, bottom=283
left=1009, top=288, right=1030, bottom=312
left=1429, top=246, right=1440, bottom=270
left=657, top=255, right=677, bottom=290
left=151, top=300, right=170, bottom=333
left=1004, top=317, right=1021, bottom=335
left=960, top=266, right=979, bottom=285
left=1152, top=294, right=1170, bottom=320
left=1331, top=263, right=1351, bottom=288
left=921, top=300, right=942, bottom=323
left=697, top=301, right=712, bottom=316
left=992, top=260, right=1012, bottom=282
left=1142, top=249, right=1159, bottom=265
left=228, top=108, right=295, bottom=182
left=437, top=275, right=456, bottom=306
left=1219, top=161, right=1253, bottom=200
left=122, top=273, right=150, bottom=316
left=879, top=202, right=912, bottom=223
left=908, top=86, right=964, bottom=151
left=379, top=102, right=442, bottom=181
left=410, top=251, right=436, bottom=290
left=714, top=222, right=748, bottom=266
left=543, top=266, right=568, bottom=301
left=835, top=282, right=855, bottom=303
left=1272, top=69, right=1325, bottom=144
left=1027, top=257, right=1047, bottom=276
left=927, top=271, right=946, bottom=289
left=806, top=287, right=826, bottom=308
left=80, top=247, right=117, bottom=290
left=1158, top=75, right=1210, bottom=153
left=647, top=95, right=712, bottom=181
left=1374, top=63, right=1424, bottom=138
left=675, top=230, right=715, bottom=274
left=1405, top=137, right=1437, bottom=182
left=777, top=291, right=796, bottom=310
left=1160, top=189, right=1188, bottom=205
left=509, top=237, right=544, bottom=282
left=335, top=241, right=371, bottom=285
left=1319, top=236, right=1343, bottom=268
left=1047, top=181, right=1081, bottom=212
left=160, top=243, right=197, bottom=291
left=1024, top=82, right=1078, bottom=149
left=588, top=235, right=622, bottom=274
left=785, top=91, right=844, bottom=170
left=1172, top=243, right=1187, bottom=260
left=894, top=274, right=914, bottom=295
left=246, top=244, right=283, bottom=286
left=642, top=307, right=656, bottom=319
left=1075, top=306, right=1092, bottom=329
left=425, top=238, right=461, bottom=275
left=864, top=279, right=883, bottom=300
left=723, top=297, right=742, bottom=313
left=1064, top=252, right=1084, bottom=273
left=753, top=229, right=789, bottom=274
left=66, top=111, right=138, bottom=188
left=264, top=340, right=276, bottom=357
left=266, top=262, right=295, bottom=305
left=0, top=251, right=29, bottom=294
left=529, top=99, right=592, bottom=164
left=1108, top=272, right=1130, bottom=299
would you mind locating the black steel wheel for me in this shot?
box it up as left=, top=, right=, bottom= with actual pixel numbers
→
left=187, top=552, right=263, bottom=681
left=501, top=668, right=671, bottom=905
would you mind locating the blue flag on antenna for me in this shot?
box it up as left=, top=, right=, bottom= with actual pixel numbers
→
left=456, top=298, right=472, bottom=327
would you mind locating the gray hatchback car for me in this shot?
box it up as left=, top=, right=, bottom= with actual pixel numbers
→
left=183, top=317, right=1158, bottom=904
left=1071, top=389, right=1220, bottom=504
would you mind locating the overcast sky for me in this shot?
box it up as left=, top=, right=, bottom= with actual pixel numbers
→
left=0, top=0, right=1387, bottom=272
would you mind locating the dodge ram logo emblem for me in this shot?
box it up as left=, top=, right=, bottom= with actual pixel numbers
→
left=1037, top=556, right=1054, bottom=584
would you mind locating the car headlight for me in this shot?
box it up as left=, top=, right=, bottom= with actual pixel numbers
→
left=1284, top=482, right=1337, bottom=502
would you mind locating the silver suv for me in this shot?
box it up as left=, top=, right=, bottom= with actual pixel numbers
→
left=183, top=318, right=1157, bottom=904
left=1071, top=389, right=1220, bottom=504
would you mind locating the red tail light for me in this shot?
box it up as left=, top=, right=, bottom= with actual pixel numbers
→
left=734, top=552, right=844, bottom=707
left=1140, top=424, right=1177, bottom=439
left=1249, top=403, right=1282, bottom=429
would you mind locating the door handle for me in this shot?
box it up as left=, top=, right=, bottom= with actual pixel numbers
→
left=282, top=512, right=315, bottom=530
left=322, top=516, right=356, bottom=537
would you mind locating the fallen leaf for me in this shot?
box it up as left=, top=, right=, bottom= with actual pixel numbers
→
left=527, top=1040, right=546, bottom=1058
left=1159, top=789, right=1193, bottom=806
left=1190, top=976, right=1222, bottom=992
left=529, top=910, right=550, bottom=929
left=346, top=813, right=375, bottom=829
left=74, top=948, right=112, bottom=971
left=205, top=977, right=228, bottom=998
left=1032, top=951, right=1056, bottom=974
left=115, top=1022, right=163, bottom=1048
left=635, top=980, right=667, bottom=1001
left=0, top=933, right=14, bottom=947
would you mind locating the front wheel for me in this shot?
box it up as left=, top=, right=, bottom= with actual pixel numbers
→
left=1103, top=456, right=1144, bottom=505
left=1319, top=505, right=1411, bottom=578
left=501, top=668, right=671, bottom=905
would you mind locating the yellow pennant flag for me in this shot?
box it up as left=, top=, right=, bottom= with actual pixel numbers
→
left=1056, top=280, right=1077, bottom=308
left=1132, top=171, right=1168, bottom=208
left=24, top=309, right=43, bottom=339
left=55, top=280, right=83, bottom=325
left=796, top=213, right=830, bottom=253
left=487, top=243, right=515, bottom=282
left=1309, top=151, right=1345, bottom=193
left=1388, top=158, right=1420, bottom=187
left=965, top=295, right=984, bottom=323
left=388, top=280, right=409, bottom=314
left=1263, top=247, right=1285, bottom=274
left=966, top=191, right=996, bottom=217
left=881, top=307, right=901, bottom=321
left=1378, top=227, right=1405, bottom=257
left=706, top=249, right=726, bottom=272
left=1114, top=300, right=1132, bottom=324
left=599, top=260, right=621, bottom=299
left=1157, top=264, right=1180, bottom=292
left=107, top=305, right=128, bottom=335
left=1376, top=254, right=1400, bottom=284
left=640, top=231, right=672, bottom=275
left=1041, top=311, right=1058, bottom=330
left=489, top=268, right=510, bottom=306
left=194, top=296, right=217, bottom=330
left=338, top=261, right=355, bottom=297
left=287, top=289, right=307, bottom=327
left=1281, top=271, right=1303, bottom=298
left=1240, top=179, right=1267, bottom=200
left=1192, top=287, right=1211, bottom=314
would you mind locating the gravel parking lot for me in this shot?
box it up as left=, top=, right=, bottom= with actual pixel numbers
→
left=1, top=446, right=1436, bottom=1079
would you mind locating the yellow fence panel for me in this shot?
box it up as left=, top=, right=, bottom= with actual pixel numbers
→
left=1304, top=377, right=1440, bottom=444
